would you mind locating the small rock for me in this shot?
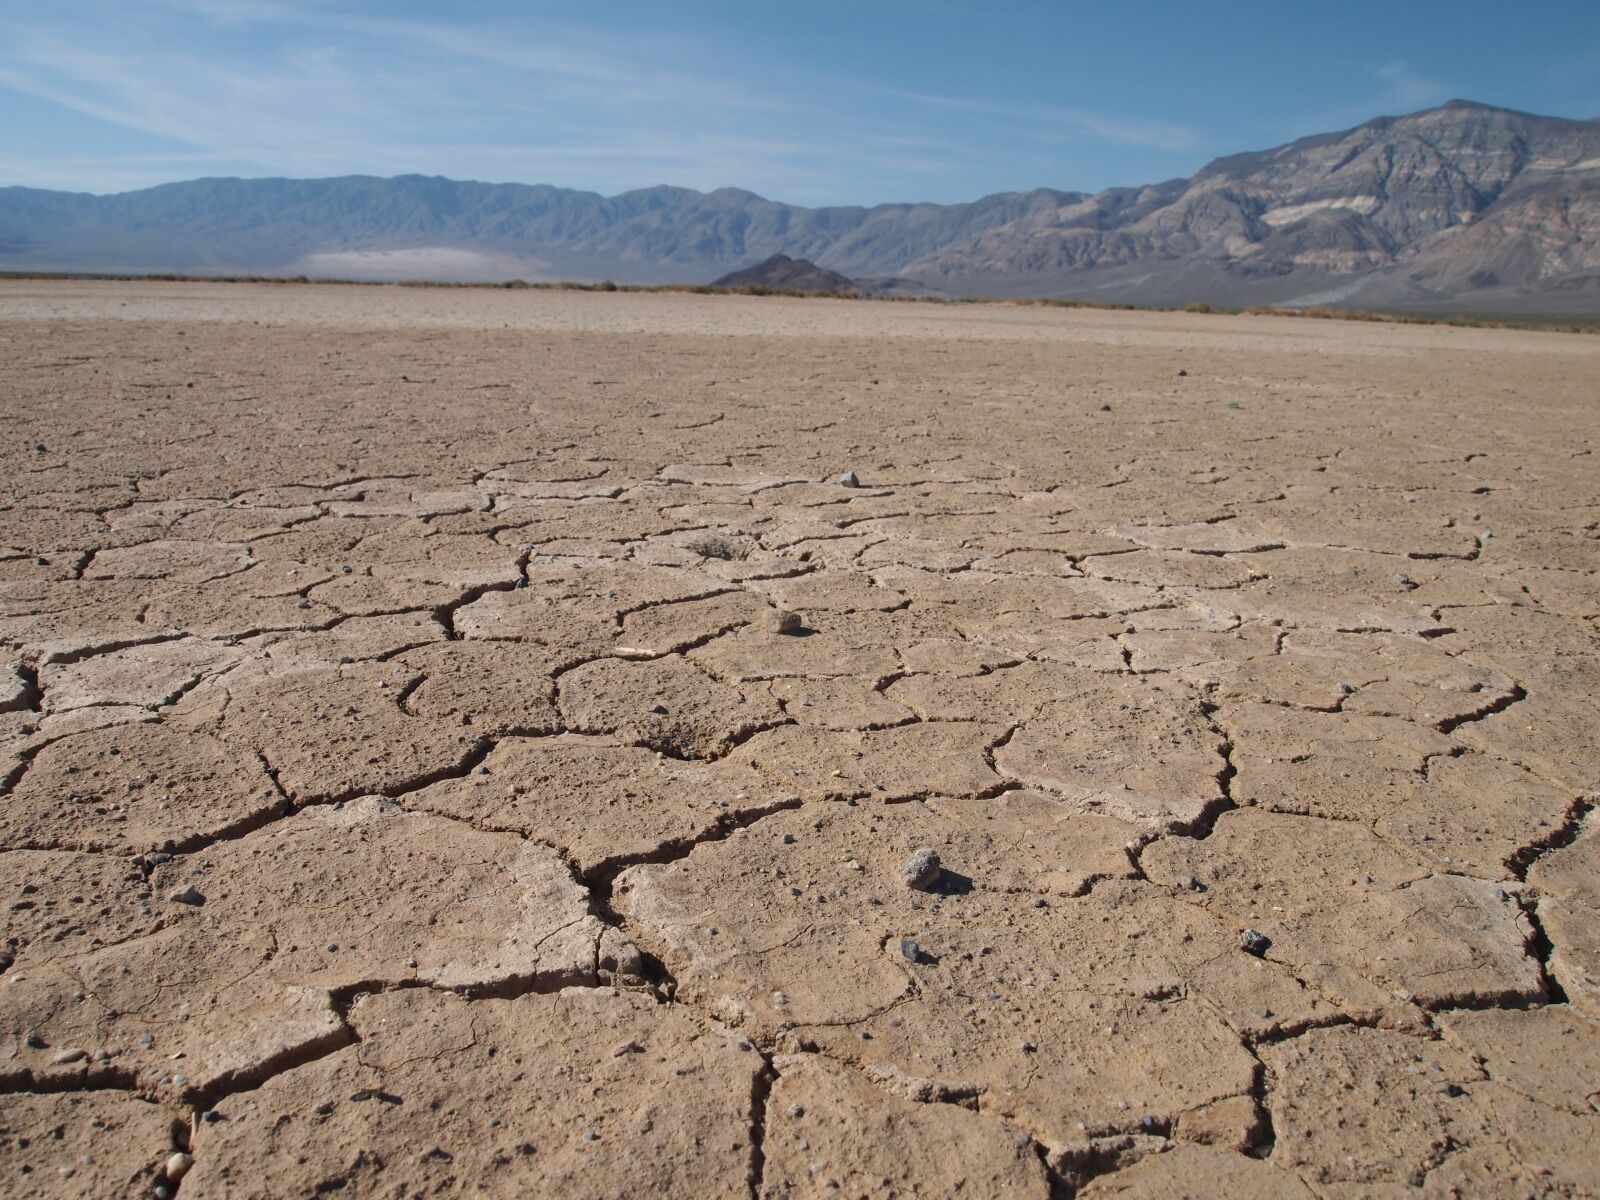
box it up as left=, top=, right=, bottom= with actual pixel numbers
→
left=1240, top=928, right=1271, bottom=957
left=766, top=608, right=803, bottom=635
left=51, top=1047, right=88, bottom=1064
left=838, top=471, right=861, bottom=488
left=1177, top=369, right=1188, bottom=377
left=25, top=1033, right=47, bottom=1049
left=788, top=1104, right=805, bottom=1118
left=899, top=937, right=924, bottom=963
left=165, top=1153, right=193, bottom=1181
left=1099, top=403, right=1112, bottom=412
left=168, top=885, right=204, bottom=906
left=780, top=833, right=795, bottom=845
left=611, top=1040, right=643, bottom=1057
left=898, top=848, right=942, bottom=891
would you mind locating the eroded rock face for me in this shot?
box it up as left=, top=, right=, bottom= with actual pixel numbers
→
left=1, top=288, right=1595, bottom=1198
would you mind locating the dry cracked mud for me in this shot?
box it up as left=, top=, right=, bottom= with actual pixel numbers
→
left=0, top=280, right=1597, bottom=1198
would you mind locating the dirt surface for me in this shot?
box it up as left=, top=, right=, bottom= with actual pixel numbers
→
left=0, top=280, right=1596, bottom=1198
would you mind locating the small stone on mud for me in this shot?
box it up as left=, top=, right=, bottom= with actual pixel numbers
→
left=898, top=848, right=942, bottom=890
left=1239, top=928, right=1271, bottom=957
left=766, top=608, right=803, bottom=635
left=611, top=1040, right=644, bottom=1057
left=838, top=470, right=861, bottom=487
left=168, top=885, right=204, bottom=906
left=165, top=1153, right=193, bottom=1181
left=51, top=1047, right=88, bottom=1064
left=900, top=937, right=924, bottom=963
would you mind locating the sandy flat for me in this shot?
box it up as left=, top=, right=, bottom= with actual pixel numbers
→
left=0, top=281, right=1596, bottom=1198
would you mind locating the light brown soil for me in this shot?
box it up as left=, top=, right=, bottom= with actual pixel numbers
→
left=0, top=280, right=1597, bottom=1198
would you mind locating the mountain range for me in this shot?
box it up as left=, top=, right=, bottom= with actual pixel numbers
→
left=3, top=100, right=1597, bottom=313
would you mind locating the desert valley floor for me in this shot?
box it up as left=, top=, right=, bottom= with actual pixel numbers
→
left=0, top=281, right=1597, bottom=1198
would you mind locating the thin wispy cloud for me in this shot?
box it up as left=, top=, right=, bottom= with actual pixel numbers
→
left=0, top=0, right=1215, bottom=201
left=865, top=85, right=1199, bottom=152
left=1377, top=61, right=1452, bottom=108
left=1, top=2, right=1589, bottom=202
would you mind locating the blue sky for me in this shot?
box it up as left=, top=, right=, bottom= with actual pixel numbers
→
left=1, top=0, right=1596, bottom=204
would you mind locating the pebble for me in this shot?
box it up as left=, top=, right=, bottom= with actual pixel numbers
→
left=898, top=848, right=942, bottom=891
left=165, top=1153, right=193, bottom=1181
left=51, top=1047, right=88, bottom=1064
left=838, top=470, right=861, bottom=487
left=168, top=885, right=205, bottom=906
left=1239, top=928, right=1272, bottom=957
left=766, top=608, right=803, bottom=635
left=899, top=936, right=924, bottom=963
left=611, top=1040, right=644, bottom=1057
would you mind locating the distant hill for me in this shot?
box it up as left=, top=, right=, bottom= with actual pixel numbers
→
left=3, top=100, right=1597, bottom=313
left=903, top=100, right=1600, bottom=314
left=712, top=254, right=856, bottom=292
